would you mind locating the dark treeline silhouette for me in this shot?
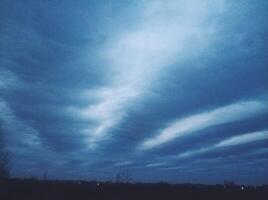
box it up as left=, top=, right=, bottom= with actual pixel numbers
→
left=0, top=178, right=268, bottom=200
left=0, top=122, right=10, bottom=180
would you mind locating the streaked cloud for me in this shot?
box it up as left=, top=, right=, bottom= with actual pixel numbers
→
left=68, top=0, right=226, bottom=149
left=145, top=162, right=167, bottom=168
left=113, top=161, right=133, bottom=167
left=139, top=100, right=268, bottom=151
left=0, top=99, right=41, bottom=148
left=69, top=86, right=141, bottom=149
left=215, top=130, right=268, bottom=148
left=0, top=0, right=267, bottom=184
left=178, top=130, right=268, bottom=158
left=160, top=166, right=186, bottom=171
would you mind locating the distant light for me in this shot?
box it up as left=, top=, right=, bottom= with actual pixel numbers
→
left=97, top=183, right=100, bottom=186
left=241, top=186, right=244, bottom=190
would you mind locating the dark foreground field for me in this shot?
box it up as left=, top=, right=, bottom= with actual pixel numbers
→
left=1, top=179, right=267, bottom=200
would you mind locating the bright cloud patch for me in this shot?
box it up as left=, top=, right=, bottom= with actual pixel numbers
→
left=139, top=100, right=268, bottom=151
left=68, top=0, right=226, bottom=149
left=178, top=130, right=268, bottom=158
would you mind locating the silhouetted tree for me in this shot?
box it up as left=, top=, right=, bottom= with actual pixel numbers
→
left=0, top=122, right=10, bottom=179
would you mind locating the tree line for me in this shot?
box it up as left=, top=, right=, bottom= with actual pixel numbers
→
left=0, top=122, right=10, bottom=179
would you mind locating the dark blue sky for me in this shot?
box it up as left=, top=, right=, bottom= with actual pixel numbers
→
left=0, top=0, right=268, bottom=185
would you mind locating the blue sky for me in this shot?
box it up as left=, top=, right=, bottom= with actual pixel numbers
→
left=0, top=0, right=268, bottom=184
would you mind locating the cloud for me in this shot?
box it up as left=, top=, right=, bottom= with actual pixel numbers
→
left=160, top=166, right=186, bottom=171
left=113, top=161, right=133, bottom=167
left=145, top=162, right=167, bottom=168
left=0, top=99, right=41, bottom=148
left=1, top=0, right=268, bottom=184
left=0, top=69, right=23, bottom=91
left=68, top=0, right=227, bottom=149
left=68, top=85, right=141, bottom=149
left=178, top=130, right=268, bottom=158
left=215, top=130, right=268, bottom=148
left=139, top=99, right=268, bottom=150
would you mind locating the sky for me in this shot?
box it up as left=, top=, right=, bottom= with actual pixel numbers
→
left=0, top=0, right=268, bottom=185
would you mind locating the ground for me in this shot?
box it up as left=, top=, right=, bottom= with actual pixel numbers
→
left=1, top=179, right=268, bottom=200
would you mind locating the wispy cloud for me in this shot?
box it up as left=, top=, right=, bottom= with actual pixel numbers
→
left=1, top=0, right=268, bottom=183
left=113, top=161, right=133, bottom=167
left=69, top=86, right=140, bottom=149
left=138, top=100, right=268, bottom=151
left=131, top=162, right=168, bottom=169
left=215, top=130, right=268, bottom=148
left=0, top=72, right=33, bottom=147
left=0, top=69, right=23, bottom=90
left=0, top=99, right=41, bottom=148
left=178, top=130, right=268, bottom=158
left=160, top=166, right=186, bottom=171
left=68, top=0, right=226, bottom=149
left=145, top=162, right=167, bottom=168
